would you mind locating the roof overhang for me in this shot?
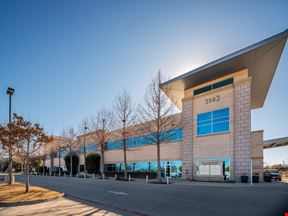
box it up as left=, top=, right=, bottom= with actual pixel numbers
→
left=160, top=29, right=288, bottom=110
left=264, top=137, right=288, bottom=149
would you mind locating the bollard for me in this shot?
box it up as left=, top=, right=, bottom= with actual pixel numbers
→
left=59, top=172, right=61, bottom=177
left=54, top=173, right=55, bottom=177
left=146, top=175, right=148, bottom=183
left=64, top=173, right=66, bottom=178
left=166, top=177, right=169, bottom=185
left=115, top=174, right=117, bottom=180
left=103, top=173, right=105, bottom=180
left=76, top=173, right=78, bottom=178
left=84, top=173, right=86, bottom=179
left=129, top=175, right=131, bottom=182
left=93, top=173, right=95, bottom=179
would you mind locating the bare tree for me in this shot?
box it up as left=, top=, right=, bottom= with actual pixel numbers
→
left=62, top=127, right=78, bottom=177
left=78, top=118, right=89, bottom=177
left=44, top=137, right=64, bottom=176
left=114, top=89, right=136, bottom=179
left=13, top=114, right=53, bottom=192
left=89, top=108, right=114, bottom=177
left=138, top=71, right=176, bottom=182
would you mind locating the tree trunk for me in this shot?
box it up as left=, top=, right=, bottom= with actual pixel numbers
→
left=8, top=148, right=12, bottom=185
left=83, top=146, right=86, bottom=177
left=157, top=141, right=161, bottom=182
left=70, top=154, right=72, bottom=177
left=42, top=158, right=45, bottom=175
left=58, top=151, right=61, bottom=176
left=25, top=162, right=29, bottom=192
left=123, top=139, right=128, bottom=179
left=50, top=153, right=54, bottom=176
left=101, top=149, right=105, bottom=176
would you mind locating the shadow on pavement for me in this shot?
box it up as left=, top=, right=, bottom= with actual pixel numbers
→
left=0, top=197, right=124, bottom=216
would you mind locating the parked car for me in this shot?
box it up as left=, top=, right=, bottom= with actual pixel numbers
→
left=263, top=169, right=282, bottom=181
left=52, top=166, right=68, bottom=175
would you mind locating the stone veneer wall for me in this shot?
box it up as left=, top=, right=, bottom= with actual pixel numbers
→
left=234, top=78, right=252, bottom=182
left=251, top=130, right=264, bottom=182
left=181, top=96, right=193, bottom=179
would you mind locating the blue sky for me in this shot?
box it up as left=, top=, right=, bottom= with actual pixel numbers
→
left=0, top=1, right=287, bottom=164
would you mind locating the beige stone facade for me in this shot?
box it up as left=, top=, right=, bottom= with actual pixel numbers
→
left=179, top=69, right=263, bottom=182
left=44, top=70, right=264, bottom=182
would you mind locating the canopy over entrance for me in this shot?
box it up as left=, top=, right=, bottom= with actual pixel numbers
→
left=264, top=137, right=288, bottom=149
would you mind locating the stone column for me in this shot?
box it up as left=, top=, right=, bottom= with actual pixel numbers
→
left=234, top=78, right=252, bottom=182
left=182, top=96, right=193, bottom=180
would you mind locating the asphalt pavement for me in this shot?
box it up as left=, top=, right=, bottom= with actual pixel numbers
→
left=12, top=175, right=288, bottom=216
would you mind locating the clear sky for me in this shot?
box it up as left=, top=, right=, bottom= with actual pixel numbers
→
left=0, top=0, right=287, bottom=164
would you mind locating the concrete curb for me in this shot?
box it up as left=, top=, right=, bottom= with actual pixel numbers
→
left=0, top=192, right=65, bottom=207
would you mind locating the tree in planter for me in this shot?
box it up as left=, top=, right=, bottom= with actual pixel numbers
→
left=114, top=89, right=136, bottom=179
left=89, top=108, right=114, bottom=177
left=12, top=113, right=53, bottom=192
left=64, top=153, right=79, bottom=175
left=86, top=153, right=100, bottom=174
left=0, top=119, right=20, bottom=184
left=138, top=71, right=176, bottom=182
left=62, top=127, right=79, bottom=177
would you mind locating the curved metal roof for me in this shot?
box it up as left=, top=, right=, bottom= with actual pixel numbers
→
left=161, top=29, right=288, bottom=110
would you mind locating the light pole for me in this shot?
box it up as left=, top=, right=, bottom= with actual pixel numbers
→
left=6, top=87, right=15, bottom=184
left=83, top=124, right=87, bottom=178
left=101, top=118, right=105, bottom=177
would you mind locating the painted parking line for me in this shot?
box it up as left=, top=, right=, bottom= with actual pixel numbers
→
left=108, top=190, right=128, bottom=196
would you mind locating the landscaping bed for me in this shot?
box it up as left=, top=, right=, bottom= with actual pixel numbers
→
left=0, top=182, right=63, bottom=204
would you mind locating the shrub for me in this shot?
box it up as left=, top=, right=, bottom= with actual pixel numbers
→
left=86, top=153, right=100, bottom=174
left=64, top=153, right=79, bottom=175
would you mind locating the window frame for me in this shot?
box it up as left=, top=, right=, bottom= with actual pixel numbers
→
left=197, top=108, right=230, bottom=136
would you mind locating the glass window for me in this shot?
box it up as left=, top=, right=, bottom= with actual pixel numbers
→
left=106, top=127, right=183, bottom=150
left=212, top=78, right=233, bottom=90
left=197, top=108, right=230, bottom=135
left=194, top=78, right=234, bottom=96
left=104, top=160, right=182, bottom=178
left=194, top=85, right=212, bottom=95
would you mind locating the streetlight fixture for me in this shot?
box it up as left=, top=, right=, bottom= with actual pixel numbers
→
left=6, top=87, right=15, bottom=123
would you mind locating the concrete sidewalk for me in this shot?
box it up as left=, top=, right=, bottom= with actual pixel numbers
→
left=0, top=197, right=123, bottom=216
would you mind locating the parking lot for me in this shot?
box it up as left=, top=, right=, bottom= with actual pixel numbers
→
left=0, top=175, right=286, bottom=216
